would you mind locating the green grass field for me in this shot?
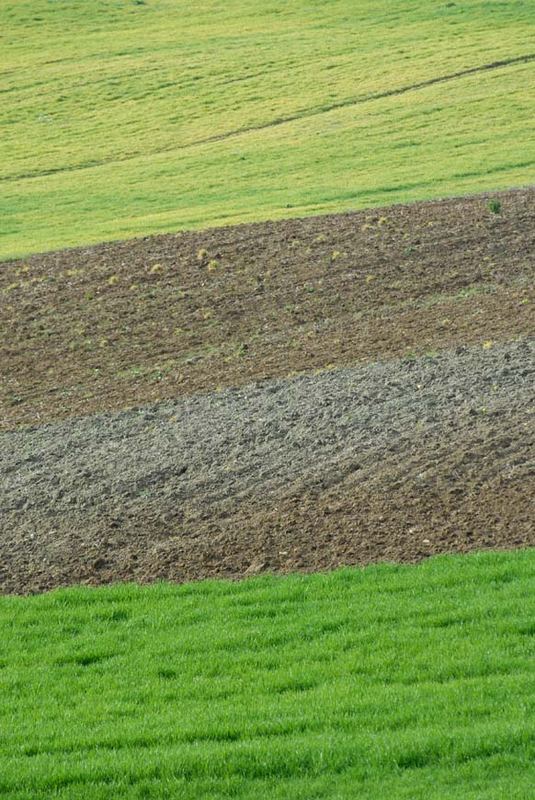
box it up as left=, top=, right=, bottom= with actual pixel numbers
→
left=1, top=551, right=534, bottom=799
left=1, top=0, right=534, bottom=259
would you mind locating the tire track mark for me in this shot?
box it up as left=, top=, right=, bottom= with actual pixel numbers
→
left=3, top=53, right=533, bottom=183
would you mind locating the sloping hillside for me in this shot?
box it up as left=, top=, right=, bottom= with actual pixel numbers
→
left=1, top=0, right=534, bottom=258
left=1, top=189, right=533, bottom=594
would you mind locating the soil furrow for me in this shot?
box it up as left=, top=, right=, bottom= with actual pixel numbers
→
left=1, top=189, right=533, bottom=594
left=1, top=340, right=533, bottom=594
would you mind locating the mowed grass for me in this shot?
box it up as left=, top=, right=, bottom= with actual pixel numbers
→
left=1, top=0, right=535, bottom=258
left=1, top=551, right=534, bottom=799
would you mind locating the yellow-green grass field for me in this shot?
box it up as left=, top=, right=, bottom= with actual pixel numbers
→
left=1, top=0, right=534, bottom=259
left=1, top=551, right=534, bottom=799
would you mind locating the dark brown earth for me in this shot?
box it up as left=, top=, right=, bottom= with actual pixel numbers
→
left=0, top=189, right=534, bottom=594
left=1, top=188, right=533, bottom=431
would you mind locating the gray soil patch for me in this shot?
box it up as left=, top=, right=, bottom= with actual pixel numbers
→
left=1, top=339, right=533, bottom=593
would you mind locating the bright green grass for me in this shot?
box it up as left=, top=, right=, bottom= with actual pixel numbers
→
left=1, top=550, right=534, bottom=799
left=1, top=0, right=534, bottom=259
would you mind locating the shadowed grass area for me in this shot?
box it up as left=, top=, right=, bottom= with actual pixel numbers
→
left=1, top=550, right=534, bottom=798
left=1, top=0, right=534, bottom=258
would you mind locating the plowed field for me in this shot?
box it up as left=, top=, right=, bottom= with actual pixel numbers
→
left=1, top=188, right=534, bottom=593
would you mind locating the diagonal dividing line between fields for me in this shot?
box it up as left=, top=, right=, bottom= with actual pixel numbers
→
left=3, top=52, right=534, bottom=183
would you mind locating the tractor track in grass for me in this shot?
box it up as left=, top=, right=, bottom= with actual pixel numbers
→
left=0, top=188, right=533, bottom=594
left=3, top=53, right=534, bottom=183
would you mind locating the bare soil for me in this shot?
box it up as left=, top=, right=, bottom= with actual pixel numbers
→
left=1, top=339, right=533, bottom=594
left=1, top=188, right=533, bottom=431
left=0, top=188, right=533, bottom=594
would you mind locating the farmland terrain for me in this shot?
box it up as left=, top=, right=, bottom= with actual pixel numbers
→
left=1, top=1, right=534, bottom=795
left=2, top=338, right=533, bottom=595
left=2, top=188, right=533, bottom=430
left=1, top=188, right=533, bottom=594
left=1, top=552, right=534, bottom=799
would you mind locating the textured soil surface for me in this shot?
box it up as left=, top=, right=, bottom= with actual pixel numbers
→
left=1, top=188, right=534, bottom=593
left=1, top=188, right=533, bottom=431
left=1, top=340, right=533, bottom=594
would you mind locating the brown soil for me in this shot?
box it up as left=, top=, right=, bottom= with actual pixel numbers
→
left=4, top=450, right=533, bottom=597
left=0, top=188, right=533, bottom=595
left=1, top=188, right=533, bottom=432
